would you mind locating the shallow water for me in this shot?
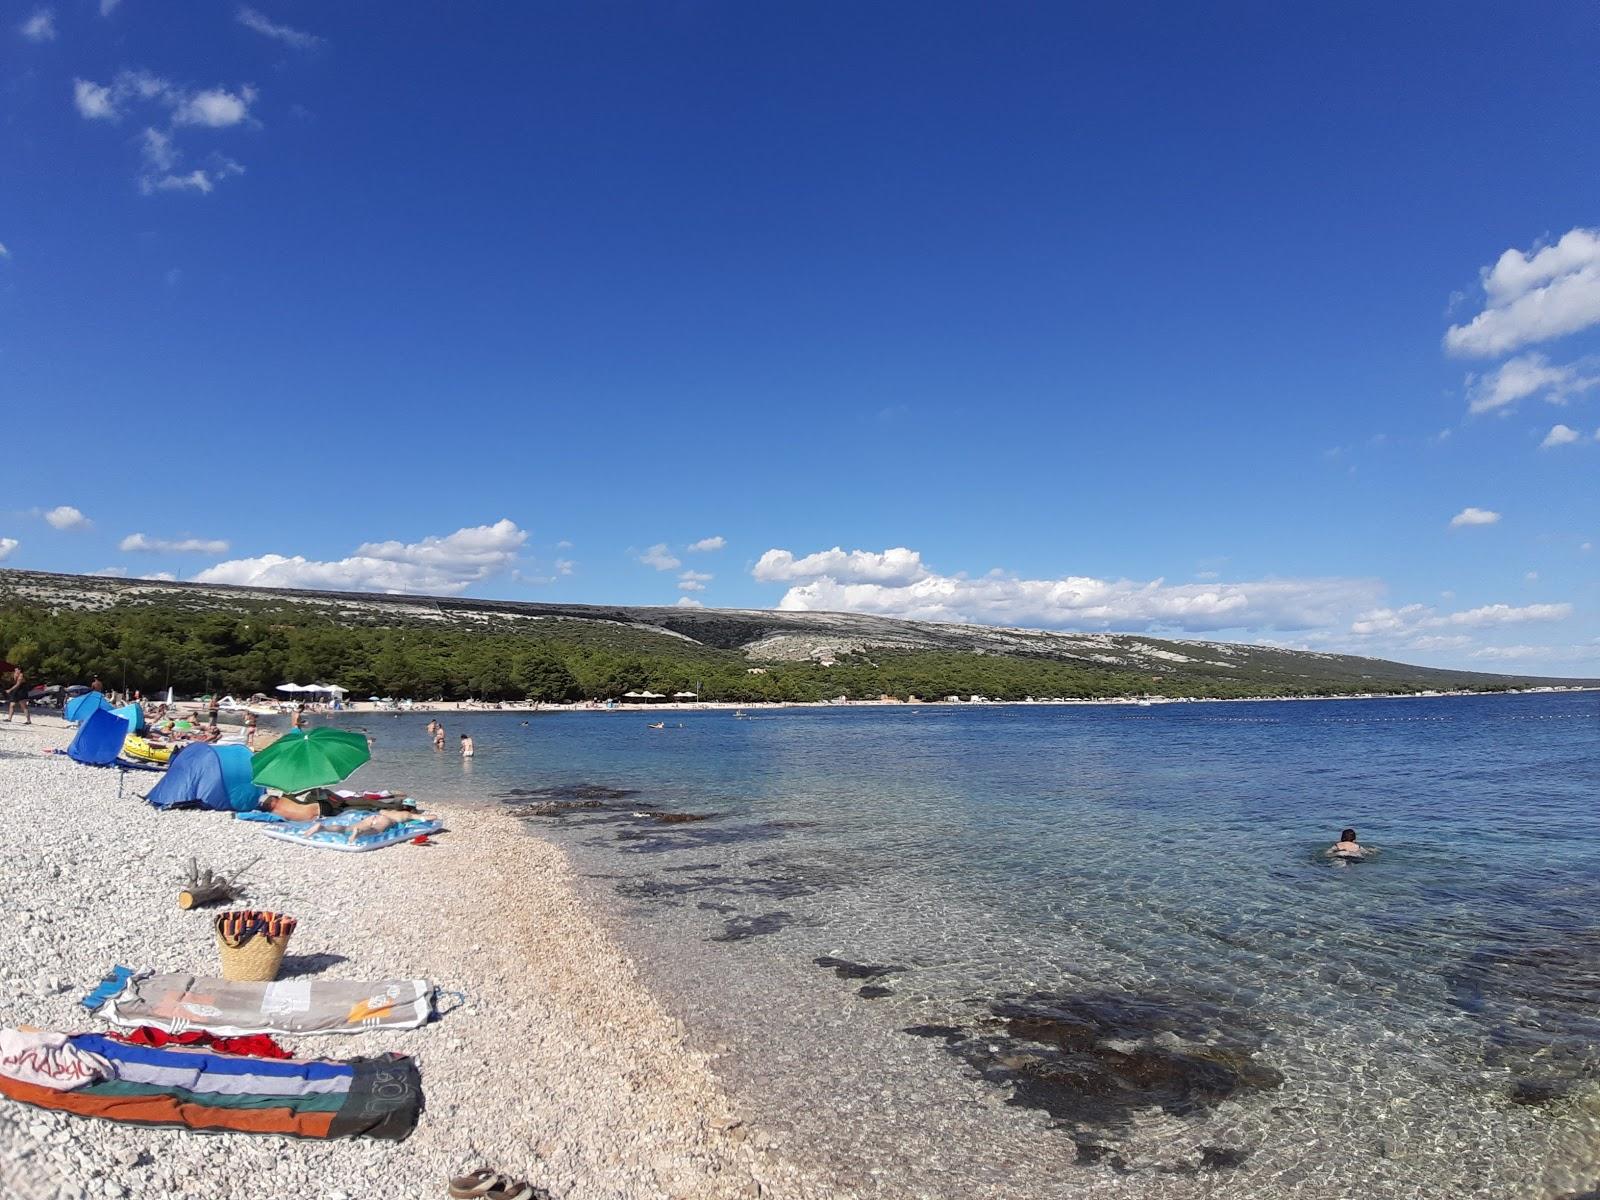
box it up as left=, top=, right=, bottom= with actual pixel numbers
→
left=337, top=692, right=1600, bottom=1198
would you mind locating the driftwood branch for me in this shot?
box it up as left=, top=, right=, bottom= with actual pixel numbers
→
left=177, top=855, right=261, bottom=910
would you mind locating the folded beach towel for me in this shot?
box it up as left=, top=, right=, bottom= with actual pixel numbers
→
left=0, top=1033, right=419, bottom=1140
left=0, top=1030, right=113, bottom=1090
left=256, top=809, right=442, bottom=853
left=85, top=971, right=434, bottom=1037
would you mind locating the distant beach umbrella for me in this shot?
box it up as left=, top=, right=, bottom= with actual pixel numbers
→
left=250, top=728, right=371, bottom=792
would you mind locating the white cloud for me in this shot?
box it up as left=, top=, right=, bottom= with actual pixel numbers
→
left=0, top=538, right=17, bottom=562
left=20, top=8, right=55, bottom=41
left=42, top=505, right=89, bottom=530
left=763, top=550, right=1383, bottom=633
left=74, top=72, right=256, bottom=193
left=1468, top=644, right=1593, bottom=663
left=677, top=570, right=712, bottom=592
left=137, top=128, right=243, bottom=195
left=119, top=533, right=230, bottom=554
left=0, top=243, right=9, bottom=259
left=171, top=85, right=256, bottom=128
left=193, top=519, right=528, bottom=595
left=753, top=546, right=930, bottom=586
left=639, top=544, right=681, bottom=571
left=687, top=536, right=726, bottom=553
left=1445, top=228, right=1600, bottom=357
left=99, top=0, right=120, bottom=14
left=73, top=79, right=117, bottom=119
left=1351, top=602, right=1572, bottom=635
left=1466, top=353, right=1600, bottom=414
left=673, top=596, right=704, bottom=608
left=1541, top=424, right=1582, bottom=449
left=554, top=558, right=575, bottom=576
left=1450, top=507, right=1501, bottom=528
left=140, top=127, right=176, bottom=171
left=237, top=7, right=321, bottom=49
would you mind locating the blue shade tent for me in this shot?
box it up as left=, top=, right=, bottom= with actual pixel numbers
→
left=114, top=702, right=145, bottom=734
left=67, top=708, right=131, bottom=766
left=64, top=691, right=113, bottom=724
left=146, top=744, right=264, bottom=812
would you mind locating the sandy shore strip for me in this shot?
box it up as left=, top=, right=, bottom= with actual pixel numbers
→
left=0, top=717, right=823, bottom=1200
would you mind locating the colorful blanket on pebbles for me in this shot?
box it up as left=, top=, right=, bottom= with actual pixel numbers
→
left=0, top=1031, right=420, bottom=1139
left=86, top=971, right=435, bottom=1037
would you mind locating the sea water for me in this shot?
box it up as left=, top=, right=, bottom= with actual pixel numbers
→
left=337, top=691, right=1600, bottom=1198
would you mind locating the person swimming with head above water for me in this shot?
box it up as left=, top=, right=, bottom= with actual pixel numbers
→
left=1326, top=828, right=1372, bottom=860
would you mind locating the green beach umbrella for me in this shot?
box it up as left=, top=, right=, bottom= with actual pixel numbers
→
left=251, top=728, right=370, bottom=793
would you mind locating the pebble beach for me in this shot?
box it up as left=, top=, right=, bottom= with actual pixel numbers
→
left=0, top=716, right=816, bottom=1200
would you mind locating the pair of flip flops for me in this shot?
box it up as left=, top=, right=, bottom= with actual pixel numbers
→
left=447, top=1170, right=547, bottom=1200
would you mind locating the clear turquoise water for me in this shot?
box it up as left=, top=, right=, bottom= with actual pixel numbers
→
left=336, top=691, right=1600, bottom=1198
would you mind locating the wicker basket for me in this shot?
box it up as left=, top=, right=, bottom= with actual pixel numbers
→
left=214, top=910, right=296, bottom=982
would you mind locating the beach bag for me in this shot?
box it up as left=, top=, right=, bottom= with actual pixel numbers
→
left=213, top=910, right=297, bottom=982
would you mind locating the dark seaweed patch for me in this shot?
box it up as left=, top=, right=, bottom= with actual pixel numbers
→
left=814, top=956, right=905, bottom=981
left=709, top=911, right=802, bottom=942
left=500, top=782, right=638, bottom=803
left=857, top=985, right=894, bottom=999
left=1448, top=929, right=1600, bottom=1101
left=915, top=989, right=1281, bottom=1138
left=903, top=1024, right=967, bottom=1043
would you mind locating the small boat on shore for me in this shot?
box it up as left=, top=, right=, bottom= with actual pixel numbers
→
left=122, top=735, right=174, bottom=765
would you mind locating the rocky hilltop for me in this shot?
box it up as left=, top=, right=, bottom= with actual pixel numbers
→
left=1, top=568, right=1590, bottom=696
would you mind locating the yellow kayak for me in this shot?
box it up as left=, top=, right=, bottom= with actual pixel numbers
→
left=123, top=735, right=174, bottom=765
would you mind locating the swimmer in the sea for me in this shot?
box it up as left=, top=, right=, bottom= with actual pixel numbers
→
left=1326, top=827, right=1370, bottom=861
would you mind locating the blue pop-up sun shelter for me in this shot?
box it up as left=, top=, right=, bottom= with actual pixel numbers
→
left=114, top=702, right=145, bottom=734
left=64, top=691, right=113, bottom=724
left=66, top=708, right=131, bottom=766
left=145, top=743, right=264, bottom=812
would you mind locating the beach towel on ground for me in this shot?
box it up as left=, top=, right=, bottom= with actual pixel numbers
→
left=257, top=808, right=442, bottom=852
left=87, top=971, right=434, bottom=1036
left=0, top=1034, right=419, bottom=1139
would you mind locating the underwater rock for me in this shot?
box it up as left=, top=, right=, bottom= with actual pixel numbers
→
left=857, top=985, right=894, bottom=999
left=632, top=811, right=716, bottom=824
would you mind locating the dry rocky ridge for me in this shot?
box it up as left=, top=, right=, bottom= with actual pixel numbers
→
left=2, top=567, right=1588, bottom=694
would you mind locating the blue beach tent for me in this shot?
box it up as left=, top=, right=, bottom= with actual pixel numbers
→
left=66, top=708, right=131, bottom=766
left=114, top=702, right=145, bottom=734
left=64, top=691, right=113, bottom=724
left=146, top=744, right=264, bottom=812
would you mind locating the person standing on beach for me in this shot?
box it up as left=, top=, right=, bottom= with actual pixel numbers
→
left=244, top=710, right=258, bottom=748
left=4, top=664, right=29, bottom=725
left=460, top=732, right=474, bottom=758
left=291, top=704, right=307, bottom=732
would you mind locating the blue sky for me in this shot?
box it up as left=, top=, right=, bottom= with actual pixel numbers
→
left=3, top=2, right=1597, bottom=674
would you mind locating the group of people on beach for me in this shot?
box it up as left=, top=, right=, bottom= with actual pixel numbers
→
left=425, top=718, right=473, bottom=758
